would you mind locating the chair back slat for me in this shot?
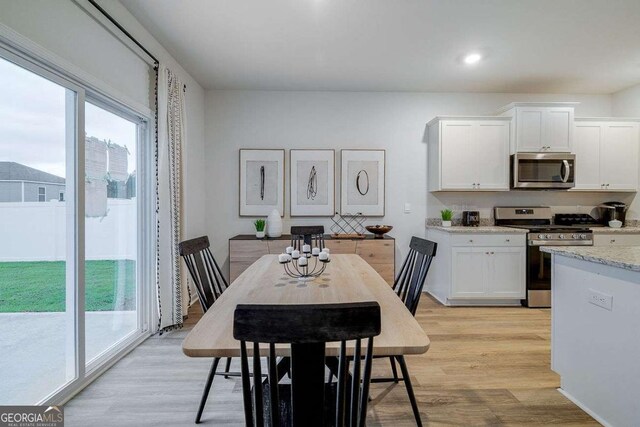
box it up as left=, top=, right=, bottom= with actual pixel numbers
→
left=179, top=236, right=228, bottom=313
left=393, top=236, right=437, bottom=316
left=290, top=225, right=325, bottom=251
left=234, top=302, right=381, bottom=427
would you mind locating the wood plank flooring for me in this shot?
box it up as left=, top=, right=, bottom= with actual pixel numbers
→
left=64, top=295, right=597, bottom=426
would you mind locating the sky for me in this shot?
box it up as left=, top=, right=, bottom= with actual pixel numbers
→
left=0, top=57, right=137, bottom=178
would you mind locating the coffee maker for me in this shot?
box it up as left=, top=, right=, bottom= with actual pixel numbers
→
left=599, top=201, right=627, bottom=225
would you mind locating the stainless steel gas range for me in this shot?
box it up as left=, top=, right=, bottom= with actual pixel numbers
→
left=494, top=206, right=597, bottom=308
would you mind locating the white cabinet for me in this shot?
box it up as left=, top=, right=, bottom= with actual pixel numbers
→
left=573, top=119, right=640, bottom=191
left=593, top=233, right=640, bottom=246
left=488, top=248, right=526, bottom=298
left=425, top=230, right=526, bottom=305
left=450, top=247, right=525, bottom=299
left=428, top=117, right=510, bottom=191
left=499, top=102, right=577, bottom=153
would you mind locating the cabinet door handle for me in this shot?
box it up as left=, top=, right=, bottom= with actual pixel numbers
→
left=506, top=239, right=510, bottom=242
left=485, top=252, right=489, bottom=255
left=490, top=251, right=494, bottom=255
left=469, top=239, right=474, bottom=243
left=611, top=239, right=616, bottom=243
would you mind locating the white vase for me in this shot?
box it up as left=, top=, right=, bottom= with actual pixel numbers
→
left=256, top=231, right=265, bottom=239
left=267, top=209, right=283, bottom=237
left=442, top=220, right=452, bottom=227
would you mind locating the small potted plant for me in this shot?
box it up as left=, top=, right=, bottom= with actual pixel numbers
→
left=254, top=219, right=266, bottom=239
left=441, top=209, right=453, bottom=227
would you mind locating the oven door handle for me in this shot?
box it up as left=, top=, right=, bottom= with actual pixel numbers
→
left=561, top=160, right=571, bottom=183
left=528, top=240, right=593, bottom=246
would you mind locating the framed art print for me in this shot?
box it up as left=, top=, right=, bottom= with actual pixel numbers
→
left=290, top=149, right=335, bottom=216
left=239, top=149, right=285, bottom=216
left=340, top=149, right=385, bottom=216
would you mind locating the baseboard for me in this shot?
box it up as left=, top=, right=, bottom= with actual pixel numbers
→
left=446, top=298, right=522, bottom=306
left=557, top=388, right=612, bottom=427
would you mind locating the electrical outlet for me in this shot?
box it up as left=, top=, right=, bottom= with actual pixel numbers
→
left=587, top=289, right=613, bottom=311
left=404, top=203, right=411, bottom=214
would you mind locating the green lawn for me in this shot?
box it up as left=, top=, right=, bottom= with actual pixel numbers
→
left=0, top=260, right=136, bottom=313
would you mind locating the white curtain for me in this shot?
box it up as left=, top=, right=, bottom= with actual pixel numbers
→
left=156, top=66, right=189, bottom=332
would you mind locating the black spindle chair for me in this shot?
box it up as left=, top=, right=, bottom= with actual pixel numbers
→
left=373, top=236, right=437, bottom=427
left=234, top=302, right=381, bottom=427
left=179, top=235, right=233, bottom=424
left=290, top=225, right=325, bottom=251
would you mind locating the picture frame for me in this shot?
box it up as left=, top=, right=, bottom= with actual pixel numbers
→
left=290, top=149, right=335, bottom=217
left=239, top=149, right=285, bottom=217
left=340, top=149, right=385, bottom=216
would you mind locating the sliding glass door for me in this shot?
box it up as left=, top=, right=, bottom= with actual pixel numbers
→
left=0, top=47, right=150, bottom=405
left=0, top=54, right=80, bottom=404
left=84, top=102, right=139, bottom=365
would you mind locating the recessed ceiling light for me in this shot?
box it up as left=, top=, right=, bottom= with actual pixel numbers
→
left=463, top=53, right=482, bottom=65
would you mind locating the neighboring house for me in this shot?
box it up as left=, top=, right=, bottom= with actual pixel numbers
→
left=0, top=162, right=65, bottom=202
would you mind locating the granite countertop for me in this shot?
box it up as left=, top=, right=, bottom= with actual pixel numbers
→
left=425, top=225, right=528, bottom=234
left=540, top=246, right=640, bottom=272
left=590, top=227, right=640, bottom=234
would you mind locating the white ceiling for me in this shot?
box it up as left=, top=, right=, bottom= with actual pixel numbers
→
left=121, top=0, right=640, bottom=94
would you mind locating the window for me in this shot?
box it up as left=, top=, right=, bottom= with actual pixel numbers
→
left=38, top=186, right=46, bottom=202
left=59, top=191, right=64, bottom=202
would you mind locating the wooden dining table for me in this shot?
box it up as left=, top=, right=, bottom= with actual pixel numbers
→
left=182, top=254, right=429, bottom=358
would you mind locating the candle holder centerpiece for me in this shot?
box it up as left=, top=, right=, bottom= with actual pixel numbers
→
left=278, top=244, right=331, bottom=281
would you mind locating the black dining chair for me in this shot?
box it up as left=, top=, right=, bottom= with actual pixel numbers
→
left=179, top=235, right=233, bottom=424
left=290, top=225, right=325, bottom=251
left=374, top=236, right=437, bottom=427
left=234, top=302, right=381, bottom=427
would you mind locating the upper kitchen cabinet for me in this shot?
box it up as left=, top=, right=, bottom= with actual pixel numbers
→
left=498, top=102, right=578, bottom=153
left=428, top=117, right=510, bottom=191
left=573, top=118, right=640, bottom=191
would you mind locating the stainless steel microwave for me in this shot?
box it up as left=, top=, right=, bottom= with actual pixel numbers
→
left=511, top=153, right=575, bottom=189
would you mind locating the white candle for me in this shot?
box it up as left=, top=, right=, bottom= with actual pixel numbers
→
left=298, top=256, right=308, bottom=266
left=291, top=250, right=300, bottom=259
left=312, top=247, right=321, bottom=256
left=322, top=248, right=330, bottom=254
left=302, top=244, right=311, bottom=253
left=285, top=246, right=294, bottom=254
left=319, top=251, right=328, bottom=261
left=278, top=254, right=289, bottom=263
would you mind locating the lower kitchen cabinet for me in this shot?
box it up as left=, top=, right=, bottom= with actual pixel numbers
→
left=426, top=230, right=526, bottom=305
left=593, top=233, right=640, bottom=246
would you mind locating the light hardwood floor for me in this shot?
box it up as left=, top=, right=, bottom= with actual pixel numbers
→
left=65, top=295, right=597, bottom=426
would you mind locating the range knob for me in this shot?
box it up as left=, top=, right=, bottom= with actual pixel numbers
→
left=580, top=234, right=587, bottom=239
left=538, top=234, right=544, bottom=239
left=559, top=234, right=565, bottom=239
left=545, top=234, right=551, bottom=239
left=572, top=234, right=579, bottom=239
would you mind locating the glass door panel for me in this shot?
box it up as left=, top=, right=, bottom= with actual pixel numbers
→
left=0, top=56, right=76, bottom=404
left=84, top=102, right=138, bottom=364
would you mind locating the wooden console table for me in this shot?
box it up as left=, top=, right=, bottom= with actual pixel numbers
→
left=229, top=234, right=395, bottom=285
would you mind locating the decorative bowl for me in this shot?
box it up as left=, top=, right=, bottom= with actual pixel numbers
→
left=608, top=220, right=623, bottom=228
left=365, top=225, right=393, bottom=239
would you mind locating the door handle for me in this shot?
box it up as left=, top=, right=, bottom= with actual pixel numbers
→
left=561, top=160, right=571, bottom=183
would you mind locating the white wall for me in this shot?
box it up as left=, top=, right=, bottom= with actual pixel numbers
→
left=0, top=200, right=136, bottom=261
left=97, top=0, right=207, bottom=241
left=204, top=90, right=615, bottom=275
left=612, top=83, right=640, bottom=117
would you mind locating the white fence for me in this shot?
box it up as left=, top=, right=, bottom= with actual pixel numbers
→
left=0, top=199, right=136, bottom=261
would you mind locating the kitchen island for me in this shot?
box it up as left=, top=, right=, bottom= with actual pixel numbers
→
left=541, top=246, right=640, bottom=427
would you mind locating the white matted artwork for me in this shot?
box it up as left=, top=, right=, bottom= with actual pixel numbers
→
left=340, top=150, right=385, bottom=216
left=239, top=149, right=285, bottom=216
left=290, top=149, right=335, bottom=217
